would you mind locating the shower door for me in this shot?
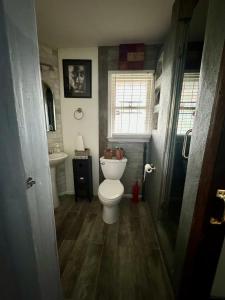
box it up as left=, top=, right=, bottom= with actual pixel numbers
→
left=156, top=71, right=201, bottom=275
left=144, top=0, right=209, bottom=287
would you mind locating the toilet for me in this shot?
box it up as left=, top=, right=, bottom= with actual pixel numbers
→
left=98, top=157, right=127, bottom=224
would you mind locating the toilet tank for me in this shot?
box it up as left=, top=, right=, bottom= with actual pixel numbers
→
left=100, top=157, right=127, bottom=180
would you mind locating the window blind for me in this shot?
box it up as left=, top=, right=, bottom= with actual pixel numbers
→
left=109, top=72, right=154, bottom=137
left=177, top=72, right=200, bottom=135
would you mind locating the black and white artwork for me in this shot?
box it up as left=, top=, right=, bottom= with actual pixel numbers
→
left=63, top=59, right=92, bottom=98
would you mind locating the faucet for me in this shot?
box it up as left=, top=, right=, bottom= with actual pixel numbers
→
left=48, top=148, right=54, bottom=154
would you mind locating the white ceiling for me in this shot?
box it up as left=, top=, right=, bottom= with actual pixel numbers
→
left=35, top=0, right=174, bottom=48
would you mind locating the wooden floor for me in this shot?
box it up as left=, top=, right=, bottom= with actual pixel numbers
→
left=55, top=196, right=174, bottom=300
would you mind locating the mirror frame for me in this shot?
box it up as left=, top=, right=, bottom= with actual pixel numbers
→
left=42, top=81, right=56, bottom=132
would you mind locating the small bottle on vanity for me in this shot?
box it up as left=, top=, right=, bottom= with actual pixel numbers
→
left=54, top=143, right=61, bottom=153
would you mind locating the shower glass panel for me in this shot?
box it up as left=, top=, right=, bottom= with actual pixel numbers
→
left=156, top=0, right=208, bottom=280
left=157, top=69, right=201, bottom=276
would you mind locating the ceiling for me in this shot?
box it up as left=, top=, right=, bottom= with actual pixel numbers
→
left=35, top=0, right=174, bottom=48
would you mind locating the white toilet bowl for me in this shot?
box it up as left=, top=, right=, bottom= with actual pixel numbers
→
left=98, top=157, right=127, bottom=224
left=98, top=179, right=124, bottom=224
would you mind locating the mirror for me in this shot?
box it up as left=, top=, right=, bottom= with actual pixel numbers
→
left=42, top=81, right=56, bottom=131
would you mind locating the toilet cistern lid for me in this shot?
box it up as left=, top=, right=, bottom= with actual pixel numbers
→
left=98, top=180, right=124, bottom=200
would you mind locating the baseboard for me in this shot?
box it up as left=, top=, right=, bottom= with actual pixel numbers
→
left=58, top=191, right=98, bottom=197
left=59, top=192, right=141, bottom=199
left=58, top=191, right=74, bottom=196
left=123, top=194, right=142, bottom=199
left=123, top=193, right=132, bottom=198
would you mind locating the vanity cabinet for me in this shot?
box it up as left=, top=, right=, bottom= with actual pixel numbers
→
left=72, top=157, right=93, bottom=202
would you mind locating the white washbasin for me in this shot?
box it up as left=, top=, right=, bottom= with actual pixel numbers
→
left=48, top=152, right=68, bottom=208
left=49, top=152, right=68, bottom=167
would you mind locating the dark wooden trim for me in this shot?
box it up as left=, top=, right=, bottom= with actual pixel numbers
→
left=177, top=42, right=225, bottom=299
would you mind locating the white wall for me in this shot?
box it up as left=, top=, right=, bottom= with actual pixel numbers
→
left=211, top=239, right=225, bottom=298
left=58, top=47, right=99, bottom=195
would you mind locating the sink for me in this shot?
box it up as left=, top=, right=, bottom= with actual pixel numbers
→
left=49, top=152, right=68, bottom=208
left=49, top=152, right=68, bottom=167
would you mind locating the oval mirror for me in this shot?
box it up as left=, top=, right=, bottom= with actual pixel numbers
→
left=42, top=81, right=56, bottom=132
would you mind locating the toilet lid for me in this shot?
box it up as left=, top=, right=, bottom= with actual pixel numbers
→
left=99, top=179, right=124, bottom=200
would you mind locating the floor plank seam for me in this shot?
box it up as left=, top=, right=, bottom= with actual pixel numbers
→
left=92, top=223, right=108, bottom=300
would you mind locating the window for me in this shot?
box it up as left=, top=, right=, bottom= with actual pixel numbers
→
left=108, top=71, right=154, bottom=141
left=177, top=72, right=200, bottom=135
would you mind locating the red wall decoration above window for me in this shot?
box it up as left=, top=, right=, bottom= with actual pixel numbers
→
left=119, top=43, right=145, bottom=70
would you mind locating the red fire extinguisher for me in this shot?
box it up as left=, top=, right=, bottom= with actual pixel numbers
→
left=132, top=181, right=139, bottom=203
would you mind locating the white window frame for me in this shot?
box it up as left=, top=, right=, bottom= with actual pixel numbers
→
left=107, top=70, right=154, bottom=142
left=177, top=71, right=200, bottom=135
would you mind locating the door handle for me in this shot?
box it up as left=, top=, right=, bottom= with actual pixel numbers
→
left=26, top=177, right=36, bottom=189
left=210, top=189, right=225, bottom=225
left=182, top=129, right=192, bottom=159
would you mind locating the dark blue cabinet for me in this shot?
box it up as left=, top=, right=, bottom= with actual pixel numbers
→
left=72, top=157, right=93, bottom=202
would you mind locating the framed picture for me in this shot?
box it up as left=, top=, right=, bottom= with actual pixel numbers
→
left=62, top=59, right=92, bottom=98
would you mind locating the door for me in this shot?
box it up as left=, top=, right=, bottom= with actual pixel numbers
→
left=144, top=0, right=198, bottom=278
left=0, top=1, right=62, bottom=299
left=177, top=40, right=225, bottom=299
left=145, top=0, right=197, bottom=216
left=145, top=0, right=225, bottom=296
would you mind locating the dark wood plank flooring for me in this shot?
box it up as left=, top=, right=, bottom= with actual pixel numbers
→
left=55, top=196, right=174, bottom=300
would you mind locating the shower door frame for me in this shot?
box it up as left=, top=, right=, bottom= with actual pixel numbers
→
left=157, top=21, right=190, bottom=220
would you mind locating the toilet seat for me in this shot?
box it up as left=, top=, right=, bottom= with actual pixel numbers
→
left=98, top=179, right=124, bottom=203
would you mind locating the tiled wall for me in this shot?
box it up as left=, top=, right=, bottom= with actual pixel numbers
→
left=98, top=45, right=161, bottom=194
left=39, top=45, right=66, bottom=194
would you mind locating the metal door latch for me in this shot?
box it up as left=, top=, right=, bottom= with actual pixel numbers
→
left=210, top=189, right=225, bottom=225
left=26, top=177, right=36, bottom=189
left=216, top=189, right=225, bottom=200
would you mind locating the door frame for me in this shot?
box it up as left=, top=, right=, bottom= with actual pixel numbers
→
left=177, top=42, right=225, bottom=299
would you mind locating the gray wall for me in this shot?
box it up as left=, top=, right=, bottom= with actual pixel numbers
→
left=144, top=0, right=181, bottom=217
left=39, top=45, right=66, bottom=194
left=98, top=45, right=161, bottom=194
left=212, top=239, right=225, bottom=298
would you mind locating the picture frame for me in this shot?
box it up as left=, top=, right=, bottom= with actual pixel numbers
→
left=62, top=59, right=92, bottom=98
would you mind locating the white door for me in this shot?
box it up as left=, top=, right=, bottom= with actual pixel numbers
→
left=0, top=0, right=62, bottom=299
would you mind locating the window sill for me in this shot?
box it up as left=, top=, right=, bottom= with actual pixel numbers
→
left=107, top=136, right=151, bottom=143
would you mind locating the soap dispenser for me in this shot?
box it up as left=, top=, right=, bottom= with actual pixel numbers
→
left=54, top=143, right=61, bottom=153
